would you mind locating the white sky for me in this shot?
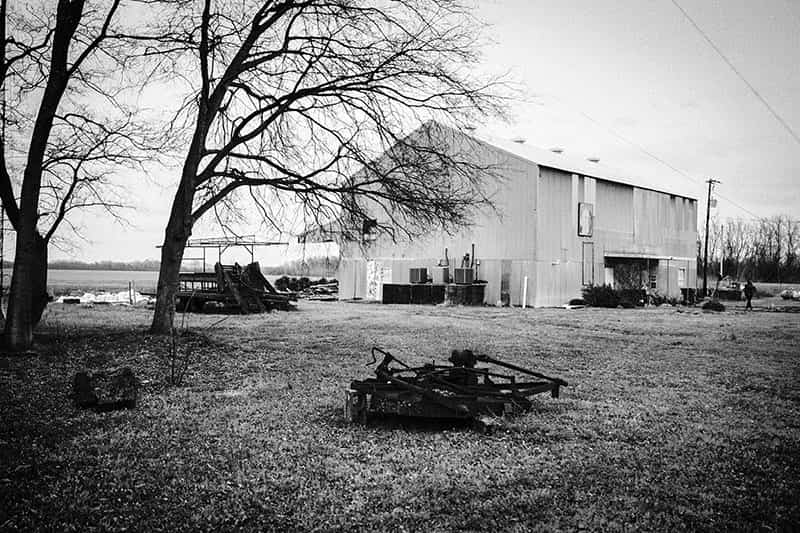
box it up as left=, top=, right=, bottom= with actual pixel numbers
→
left=44, top=0, right=800, bottom=264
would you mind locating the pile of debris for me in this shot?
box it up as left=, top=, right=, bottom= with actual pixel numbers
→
left=779, top=288, right=800, bottom=301
left=73, top=367, right=138, bottom=411
left=56, top=291, right=152, bottom=306
left=274, top=276, right=338, bottom=301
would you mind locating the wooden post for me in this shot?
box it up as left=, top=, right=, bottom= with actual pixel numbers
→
left=522, top=276, right=528, bottom=309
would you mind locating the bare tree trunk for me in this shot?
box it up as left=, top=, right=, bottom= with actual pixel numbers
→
left=150, top=232, right=188, bottom=334
left=150, top=179, right=194, bottom=334
left=150, top=254, right=179, bottom=333
left=4, top=230, right=47, bottom=350
left=31, top=233, right=49, bottom=325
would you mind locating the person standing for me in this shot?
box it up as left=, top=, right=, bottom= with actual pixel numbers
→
left=744, top=280, right=756, bottom=311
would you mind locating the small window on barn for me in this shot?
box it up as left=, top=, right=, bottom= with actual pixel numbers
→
left=649, top=273, right=657, bottom=289
left=678, top=268, right=686, bottom=288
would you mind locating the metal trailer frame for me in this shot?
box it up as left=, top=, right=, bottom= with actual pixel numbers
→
left=177, top=262, right=295, bottom=313
left=346, top=347, right=568, bottom=432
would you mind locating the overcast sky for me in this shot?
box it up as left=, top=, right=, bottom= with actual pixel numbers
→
left=47, top=0, right=800, bottom=264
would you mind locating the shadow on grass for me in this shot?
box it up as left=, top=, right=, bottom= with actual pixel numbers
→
left=311, top=404, right=474, bottom=433
left=363, top=414, right=474, bottom=433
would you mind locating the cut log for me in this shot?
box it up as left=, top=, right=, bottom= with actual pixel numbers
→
left=73, top=367, right=138, bottom=411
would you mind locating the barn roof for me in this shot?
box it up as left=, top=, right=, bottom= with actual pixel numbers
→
left=471, top=131, right=697, bottom=201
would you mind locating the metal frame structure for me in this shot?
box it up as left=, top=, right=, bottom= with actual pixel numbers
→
left=157, top=236, right=289, bottom=272
left=346, top=347, right=568, bottom=432
left=158, top=236, right=297, bottom=314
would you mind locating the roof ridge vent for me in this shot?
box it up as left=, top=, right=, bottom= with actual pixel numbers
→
left=587, top=157, right=600, bottom=163
left=550, top=147, right=564, bottom=154
left=511, top=136, right=526, bottom=144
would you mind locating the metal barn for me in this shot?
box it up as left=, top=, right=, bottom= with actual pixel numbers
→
left=336, top=126, right=698, bottom=307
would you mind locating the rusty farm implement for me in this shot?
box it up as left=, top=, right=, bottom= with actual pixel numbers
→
left=346, top=347, right=568, bottom=432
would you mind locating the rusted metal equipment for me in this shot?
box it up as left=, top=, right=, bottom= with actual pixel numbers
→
left=177, top=262, right=295, bottom=313
left=346, top=347, right=567, bottom=432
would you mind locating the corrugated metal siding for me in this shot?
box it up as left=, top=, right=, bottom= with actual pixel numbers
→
left=592, top=184, right=696, bottom=260
left=338, top=135, right=698, bottom=307
left=363, top=142, right=538, bottom=262
left=630, top=189, right=696, bottom=258
left=339, top=141, right=540, bottom=304
left=536, top=167, right=575, bottom=262
left=532, top=167, right=698, bottom=305
left=338, top=258, right=367, bottom=300
left=533, top=168, right=585, bottom=306
left=533, top=261, right=583, bottom=307
left=596, top=180, right=634, bottom=237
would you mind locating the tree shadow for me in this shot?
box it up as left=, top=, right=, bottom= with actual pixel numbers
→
left=310, top=404, right=474, bottom=433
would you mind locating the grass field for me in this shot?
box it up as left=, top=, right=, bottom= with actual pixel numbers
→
left=1, top=297, right=798, bottom=532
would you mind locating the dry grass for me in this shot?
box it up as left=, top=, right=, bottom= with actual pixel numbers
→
left=1, top=298, right=798, bottom=532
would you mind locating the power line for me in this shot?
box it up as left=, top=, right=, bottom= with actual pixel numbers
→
left=551, top=97, right=765, bottom=220
left=670, top=0, right=800, bottom=146
left=710, top=191, right=762, bottom=221
left=571, top=105, right=699, bottom=185
left=547, top=4, right=787, bottom=222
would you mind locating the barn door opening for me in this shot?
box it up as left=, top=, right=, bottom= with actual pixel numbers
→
left=582, top=242, right=594, bottom=285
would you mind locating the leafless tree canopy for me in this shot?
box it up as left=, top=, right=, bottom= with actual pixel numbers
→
left=1, top=0, right=163, bottom=245
left=1, top=0, right=167, bottom=349
left=142, top=0, right=509, bottom=332
left=136, top=0, right=507, bottom=238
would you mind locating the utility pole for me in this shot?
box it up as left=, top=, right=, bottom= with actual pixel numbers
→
left=702, top=178, right=720, bottom=297
left=1, top=48, right=5, bottom=313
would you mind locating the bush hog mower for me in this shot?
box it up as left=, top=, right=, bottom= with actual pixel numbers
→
left=345, top=347, right=568, bottom=433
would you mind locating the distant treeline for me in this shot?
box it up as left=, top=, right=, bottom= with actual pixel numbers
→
left=49, top=259, right=161, bottom=271
left=262, top=257, right=340, bottom=277
left=700, top=214, right=800, bottom=283
left=43, top=256, right=340, bottom=276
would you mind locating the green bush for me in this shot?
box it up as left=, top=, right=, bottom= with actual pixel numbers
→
left=582, top=284, right=621, bottom=308
left=581, top=284, right=656, bottom=308
left=619, top=289, right=645, bottom=307
left=702, top=299, right=726, bottom=312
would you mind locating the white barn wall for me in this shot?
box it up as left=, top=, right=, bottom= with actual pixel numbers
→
left=532, top=167, right=583, bottom=306
left=336, top=128, right=698, bottom=305
left=337, top=257, right=367, bottom=300
left=528, top=165, right=698, bottom=303
left=362, top=142, right=538, bottom=262
left=342, top=140, right=540, bottom=303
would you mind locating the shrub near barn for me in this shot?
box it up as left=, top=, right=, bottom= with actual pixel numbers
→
left=582, top=284, right=642, bottom=308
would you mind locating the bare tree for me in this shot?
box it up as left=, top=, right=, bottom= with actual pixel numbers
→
left=722, top=218, right=749, bottom=279
left=784, top=217, right=799, bottom=279
left=700, top=214, right=800, bottom=283
left=0, top=0, right=160, bottom=350
left=765, top=216, right=784, bottom=282
left=139, top=0, right=507, bottom=333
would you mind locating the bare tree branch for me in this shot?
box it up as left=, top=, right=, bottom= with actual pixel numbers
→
left=146, top=0, right=510, bottom=333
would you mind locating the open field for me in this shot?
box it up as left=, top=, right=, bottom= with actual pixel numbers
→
left=47, top=270, right=159, bottom=295
left=43, top=269, right=317, bottom=296
left=1, top=298, right=798, bottom=532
